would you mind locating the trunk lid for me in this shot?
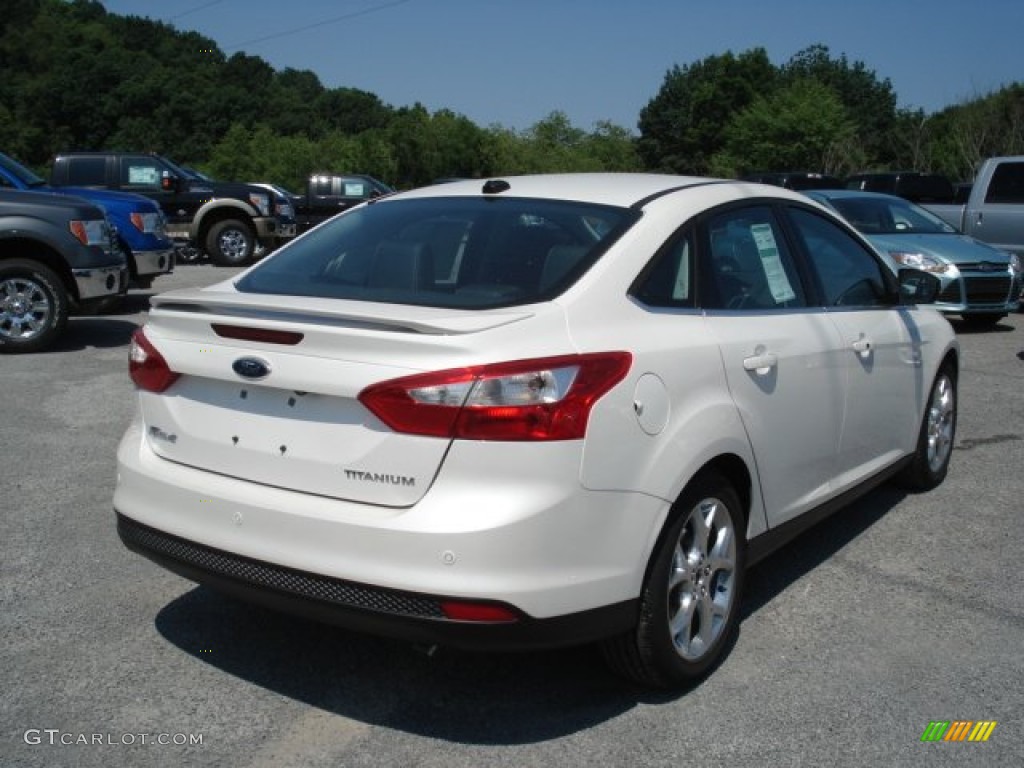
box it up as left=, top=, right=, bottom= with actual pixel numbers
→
left=139, top=288, right=539, bottom=507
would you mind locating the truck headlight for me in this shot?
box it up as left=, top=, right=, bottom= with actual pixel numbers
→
left=69, top=218, right=110, bottom=246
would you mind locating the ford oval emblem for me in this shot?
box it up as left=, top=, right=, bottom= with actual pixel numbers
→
left=232, top=357, right=271, bottom=380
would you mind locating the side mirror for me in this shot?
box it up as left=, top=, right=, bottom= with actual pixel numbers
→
left=897, top=268, right=940, bottom=305
left=160, top=171, right=178, bottom=192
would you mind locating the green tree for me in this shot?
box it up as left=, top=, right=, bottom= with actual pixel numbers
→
left=637, top=49, right=776, bottom=175
left=781, top=45, right=898, bottom=166
left=580, top=121, right=642, bottom=172
left=710, top=79, right=857, bottom=177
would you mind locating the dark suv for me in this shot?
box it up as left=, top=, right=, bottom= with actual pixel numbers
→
left=844, top=172, right=956, bottom=204
left=742, top=172, right=844, bottom=191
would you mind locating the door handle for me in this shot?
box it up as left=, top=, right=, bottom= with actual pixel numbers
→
left=742, top=351, right=777, bottom=374
left=852, top=336, right=873, bottom=357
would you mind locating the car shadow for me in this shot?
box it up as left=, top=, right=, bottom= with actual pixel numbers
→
left=51, top=317, right=140, bottom=350
left=47, top=293, right=157, bottom=351
left=155, top=589, right=640, bottom=744
left=152, top=484, right=907, bottom=743
left=742, top=484, right=906, bottom=618
left=946, top=317, right=1016, bottom=334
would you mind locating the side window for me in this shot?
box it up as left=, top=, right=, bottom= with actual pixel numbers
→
left=631, top=230, right=695, bottom=308
left=120, top=157, right=165, bottom=189
left=66, top=157, right=106, bottom=186
left=703, top=206, right=806, bottom=310
left=789, top=208, right=892, bottom=307
left=341, top=179, right=369, bottom=198
left=985, top=162, right=1024, bottom=204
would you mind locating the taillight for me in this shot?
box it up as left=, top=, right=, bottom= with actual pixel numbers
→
left=129, top=329, right=179, bottom=392
left=358, top=352, right=632, bottom=441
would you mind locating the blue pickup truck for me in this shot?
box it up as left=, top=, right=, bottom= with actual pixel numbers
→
left=0, top=152, right=173, bottom=292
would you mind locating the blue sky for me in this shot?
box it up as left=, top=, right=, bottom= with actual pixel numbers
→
left=99, top=0, right=1023, bottom=132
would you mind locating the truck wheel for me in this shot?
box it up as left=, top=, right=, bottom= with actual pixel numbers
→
left=206, top=219, right=255, bottom=266
left=0, top=259, right=69, bottom=354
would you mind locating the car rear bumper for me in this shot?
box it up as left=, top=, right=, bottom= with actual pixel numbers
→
left=116, top=512, right=637, bottom=651
left=113, top=420, right=666, bottom=649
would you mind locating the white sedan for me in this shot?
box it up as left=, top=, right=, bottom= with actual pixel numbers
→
left=115, top=174, right=958, bottom=688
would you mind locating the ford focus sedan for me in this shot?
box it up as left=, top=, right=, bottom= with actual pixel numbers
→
left=115, top=174, right=959, bottom=688
left=806, top=189, right=1022, bottom=327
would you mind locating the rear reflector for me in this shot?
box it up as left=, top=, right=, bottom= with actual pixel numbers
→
left=359, top=352, right=632, bottom=441
left=439, top=601, right=520, bottom=623
left=211, top=324, right=304, bottom=345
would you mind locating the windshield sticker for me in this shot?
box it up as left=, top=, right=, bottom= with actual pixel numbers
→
left=344, top=183, right=366, bottom=196
left=750, top=223, right=796, bottom=303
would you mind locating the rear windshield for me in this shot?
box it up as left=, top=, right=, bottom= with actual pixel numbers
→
left=236, top=196, right=638, bottom=308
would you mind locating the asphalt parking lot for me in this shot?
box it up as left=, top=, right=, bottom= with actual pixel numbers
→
left=3, top=264, right=1022, bottom=768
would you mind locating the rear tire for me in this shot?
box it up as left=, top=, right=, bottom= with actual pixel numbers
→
left=896, top=364, right=956, bottom=491
left=206, top=219, right=255, bottom=266
left=0, top=259, right=69, bottom=354
left=602, top=471, right=746, bottom=688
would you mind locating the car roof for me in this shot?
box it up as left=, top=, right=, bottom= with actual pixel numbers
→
left=390, top=173, right=737, bottom=208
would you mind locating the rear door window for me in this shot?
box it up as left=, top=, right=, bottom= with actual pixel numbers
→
left=65, top=157, right=106, bottom=186
left=985, top=161, right=1024, bottom=204
left=701, top=206, right=807, bottom=310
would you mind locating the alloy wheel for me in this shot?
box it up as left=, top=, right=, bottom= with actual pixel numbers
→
left=667, top=496, right=738, bottom=661
left=1, top=276, right=51, bottom=341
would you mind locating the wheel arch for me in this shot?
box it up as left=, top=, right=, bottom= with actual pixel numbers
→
left=191, top=202, right=256, bottom=244
left=640, top=454, right=754, bottom=592
left=0, top=237, right=79, bottom=302
left=115, top=235, right=138, bottom=281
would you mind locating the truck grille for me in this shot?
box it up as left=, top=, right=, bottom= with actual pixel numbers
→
left=117, top=513, right=446, bottom=619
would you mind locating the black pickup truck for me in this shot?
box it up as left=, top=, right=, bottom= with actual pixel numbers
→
left=1, top=188, right=127, bottom=353
left=49, top=152, right=297, bottom=266
left=291, top=173, right=393, bottom=234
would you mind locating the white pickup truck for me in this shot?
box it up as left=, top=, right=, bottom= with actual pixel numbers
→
left=923, top=156, right=1024, bottom=258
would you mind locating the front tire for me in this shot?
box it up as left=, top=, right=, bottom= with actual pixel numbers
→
left=896, top=364, right=956, bottom=491
left=205, top=219, right=255, bottom=266
left=602, top=471, right=746, bottom=688
left=0, top=259, right=69, bottom=354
